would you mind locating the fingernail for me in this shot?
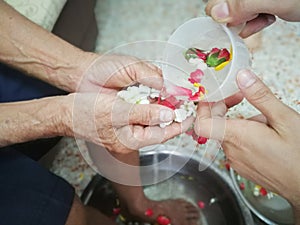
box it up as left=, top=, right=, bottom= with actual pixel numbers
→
left=237, top=69, right=257, bottom=89
left=160, top=109, right=174, bottom=122
left=266, top=15, right=276, bottom=25
left=211, top=2, right=229, bottom=21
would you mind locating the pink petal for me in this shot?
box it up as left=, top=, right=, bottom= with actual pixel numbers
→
left=163, top=81, right=192, bottom=97
left=198, top=201, right=205, bottom=209
left=158, top=99, right=176, bottom=110
left=188, top=69, right=204, bottom=84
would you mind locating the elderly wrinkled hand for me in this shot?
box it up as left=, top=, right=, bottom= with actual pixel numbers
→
left=205, top=0, right=300, bottom=37
left=67, top=89, right=193, bottom=154
left=78, top=54, right=164, bottom=92
left=194, top=69, right=300, bottom=213
left=68, top=55, right=193, bottom=153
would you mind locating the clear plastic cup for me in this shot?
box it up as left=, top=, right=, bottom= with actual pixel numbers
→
left=162, top=17, right=251, bottom=102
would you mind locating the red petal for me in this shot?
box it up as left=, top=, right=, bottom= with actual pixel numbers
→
left=113, top=207, right=121, bottom=215
left=156, top=215, right=171, bottom=225
left=158, top=99, right=176, bottom=110
left=157, top=95, right=181, bottom=110
left=209, top=48, right=220, bottom=56
left=198, top=85, right=206, bottom=94
left=260, top=187, right=268, bottom=196
left=218, top=48, right=230, bottom=61
left=239, top=182, right=245, bottom=190
left=197, top=201, right=205, bottom=209
left=144, top=208, right=154, bottom=217
left=189, top=94, right=200, bottom=101
left=195, top=49, right=207, bottom=61
left=163, top=82, right=193, bottom=97
left=197, top=136, right=208, bottom=144
left=225, top=162, right=230, bottom=171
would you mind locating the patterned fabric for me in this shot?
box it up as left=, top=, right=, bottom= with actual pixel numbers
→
left=4, top=0, right=67, bottom=31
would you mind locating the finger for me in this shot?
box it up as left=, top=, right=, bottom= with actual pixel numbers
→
left=223, top=91, right=244, bottom=108
left=211, top=101, right=227, bottom=118
left=238, top=14, right=276, bottom=38
left=162, top=116, right=195, bottom=141
left=135, top=61, right=164, bottom=90
left=195, top=93, right=243, bottom=140
left=125, top=117, right=194, bottom=149
left=206, top=0, right=277, bottom=25
left=111, top=99, right=175, bottom=126
left=236, top=69, right=292, bottom=128
left=194, top=101, right=212, bottom=136
left=194, top=102, right=225, bottom=139
left=129, top=104, right=175, bottom=126
left=196, top=101, right=213, bottom=120
left=248, top=114, right=267, bottom=124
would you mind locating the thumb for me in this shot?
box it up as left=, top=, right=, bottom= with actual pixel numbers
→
left=128, top=104, right=175, bottom=126
left=236, top=69, right=291, bottom=128
left=206, top=0, right=275, bottom=25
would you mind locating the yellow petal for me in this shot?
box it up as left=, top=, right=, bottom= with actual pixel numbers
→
left=215, top=60, right=230, bottom=71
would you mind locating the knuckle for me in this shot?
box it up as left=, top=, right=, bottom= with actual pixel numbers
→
left=140, top=108, right=153, bottom=125
left=248, top=86, right=273, bottom=105
left=224, top=120, right=248, bottom=146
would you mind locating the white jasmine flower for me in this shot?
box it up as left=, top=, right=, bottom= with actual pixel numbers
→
left=138, top=98, right=150, bottom=104
left=118, top=85, right=152, bottom=104
left=188, top=57, right=203, bottom=65
left=159, top=121, right=173, bottom=128
left=196, top=60, right=208, bottom=71
left=174, top=108, right=187, bottom=122
left=149, top=89, right=160, bottom=98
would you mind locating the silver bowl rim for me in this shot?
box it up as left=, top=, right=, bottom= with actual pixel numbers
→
left=140, top=144, right=255, bottom=225
left=230, top=168, right=294, bottom=225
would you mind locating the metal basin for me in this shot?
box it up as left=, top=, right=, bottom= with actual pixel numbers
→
left=81, top=148, right=254, bottom=225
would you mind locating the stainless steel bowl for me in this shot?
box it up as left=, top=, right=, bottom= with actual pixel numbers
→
left=230, top=169, right=294, bottom=225
left=82, top=147, right=254, bottom=225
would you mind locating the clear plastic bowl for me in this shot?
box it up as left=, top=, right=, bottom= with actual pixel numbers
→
left=162, top=17, right=251, bottom=102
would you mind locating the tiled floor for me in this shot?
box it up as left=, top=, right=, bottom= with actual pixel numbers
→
left=50, top=0, right=300, bottom=196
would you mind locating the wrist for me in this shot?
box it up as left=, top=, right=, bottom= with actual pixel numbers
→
left=55, top=94, right=76, bottom=137
left=0, top=1, right=99, bottom=93
left=71, top=51, right=99, bottom=92
left=0, top=96, right=73, bottom=147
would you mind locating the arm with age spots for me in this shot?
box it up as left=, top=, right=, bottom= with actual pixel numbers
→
left=0, top=96, right=68, bottom=147
left=0, top=90, right=192, bottom=154
left=0, top=0, right=98, bottom=92
left=0, top=1, right=165, bottom=93
left=0, top=0, right=190, bottom=153
left=194, top=69, right=300, bottom=223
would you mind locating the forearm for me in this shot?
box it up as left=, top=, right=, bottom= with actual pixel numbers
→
left=0, top=96, right=70, bottom=147
left=0, top=1, right=98, bottom=92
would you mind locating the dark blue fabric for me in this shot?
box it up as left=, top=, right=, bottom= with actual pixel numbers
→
left=0, top=63, right=66, bottom=160
left=0, top=63, right=65, bottom=102
left=0, top=64, right=74, bottom=224
left=0, top=149, right=74, bottom=225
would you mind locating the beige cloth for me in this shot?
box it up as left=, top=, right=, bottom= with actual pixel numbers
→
left=4, top=0, right=67, bottom=30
